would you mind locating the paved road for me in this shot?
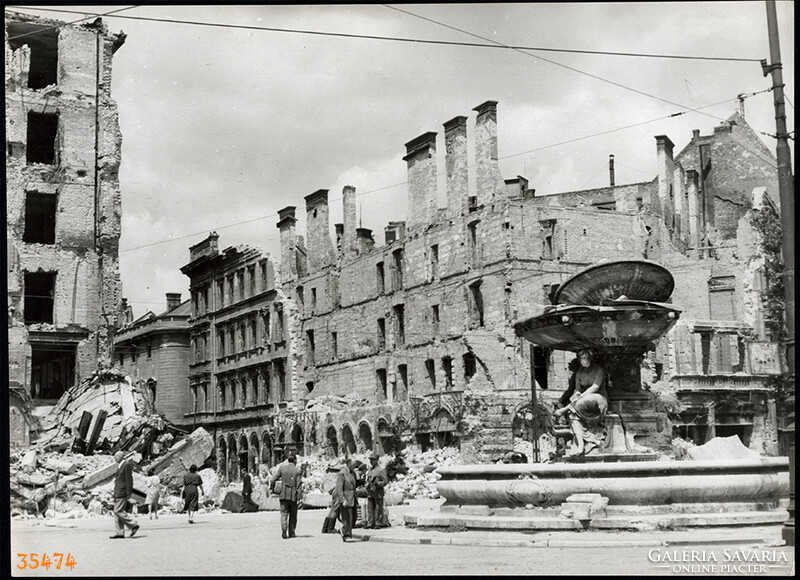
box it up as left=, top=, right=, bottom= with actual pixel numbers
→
left=10, top=509, right=794, bottom=577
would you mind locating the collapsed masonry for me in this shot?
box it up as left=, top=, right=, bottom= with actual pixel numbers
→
left=177, top=101, right=784, bottom=483
left=5, top=11, right=127, bottom=447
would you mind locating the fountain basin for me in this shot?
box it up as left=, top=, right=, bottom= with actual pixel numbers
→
left=436, top=458, right=789, bottom=507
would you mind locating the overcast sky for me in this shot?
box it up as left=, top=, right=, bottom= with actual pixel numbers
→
left=10, top=3, right=796, bottom=317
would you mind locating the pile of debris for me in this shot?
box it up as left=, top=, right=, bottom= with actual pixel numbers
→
left=385, top=447, right=463, bottom=501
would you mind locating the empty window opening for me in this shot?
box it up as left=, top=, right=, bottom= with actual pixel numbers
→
left=377, top=318, right=386, bottom=350
left=296, top=285, right=304, bottom=316
left=24, top=271, right=56, bottom=324
left=306, top=329, right=315, bottom=366
left=237, top=271, right=245, bottom=301
left=469, top=281, right=484, bottom=328
left=376, top=368, right=388, bottom=402
left=393, top=249, right=404, bottom=290
left=147, top=379, right=157, bottom=404
left=311, top=287, right=317, bottom=313
left=431, top=304, right=440, bottom=335
left=463, top=352, right=477, bottom=380
left=331, top=331, right=338, bottom=359
left=540, top=220, right=556, bottom=260
left=23, top=192, right=57, bottom=244
left=425, top=359, right=436, bottom=390
left=7, top=23, right=58, bottom=89
left=531, top=346, right=550, bottom=389
left=430, top=244, right=439, bottom=278
left=30, top=343, right=75, bottom=400
left=468, top=221, right=480, bottom=266
left=393, top=304, right=405, bottom=345
left=397, top=364, right=408, bottom=400
left=306, top=381, right=315, bottom=394
left=248, top=266, right=256, bottom=296
left=442, top=356, right=454, bottom=390
left=26, top=111, right=59, bottom=165
left=376, top=262, right=385, bottom=294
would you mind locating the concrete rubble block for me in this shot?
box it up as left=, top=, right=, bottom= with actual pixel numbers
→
left=302, top=490, right=332, bottom=508
left=560, top=494, right=609, bottom=520
left=15, top=471, right=52, bottom=487
left=42, top=458, right=78, bottom=475
left=83, top=461, right=118, bottom=489
left=144, top=427, right=214, bottom=484
left=21, top=450, right=38, bottom=474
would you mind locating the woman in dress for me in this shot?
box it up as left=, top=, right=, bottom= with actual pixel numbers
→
left=145, top=475, right=160, bottom=520
left=554, top=349, right=609, bottom=456
left=182, top=464, right=205, bottom=524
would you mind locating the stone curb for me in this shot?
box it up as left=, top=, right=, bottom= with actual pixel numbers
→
left=351, top=532, right=776, bottom=549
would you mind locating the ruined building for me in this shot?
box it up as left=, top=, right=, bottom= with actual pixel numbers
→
left=113, top=293, right=192, bottom=427
left=276, top=102, right=783, bottom=461
left=6, top=12, right=126, bottom=444
left=143, top=101, right=782, bottom=476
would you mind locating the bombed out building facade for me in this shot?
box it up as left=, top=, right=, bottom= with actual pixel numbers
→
left=174, top=102, right=783, bottom=480
left=6, top=13, right=126, bottom=445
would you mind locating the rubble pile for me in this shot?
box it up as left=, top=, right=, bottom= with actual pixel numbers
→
left=385, top=447, right=463, bottom=501
left=36, top=367, right=167, bottom=455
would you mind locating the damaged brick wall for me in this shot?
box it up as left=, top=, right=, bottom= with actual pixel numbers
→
left=5, top=12, right=125, bottom=407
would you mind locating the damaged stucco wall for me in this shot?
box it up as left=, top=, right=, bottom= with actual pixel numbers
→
left=5, top=12, right=125, bottom=401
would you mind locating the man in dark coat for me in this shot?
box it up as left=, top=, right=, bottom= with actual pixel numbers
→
left=271, top=454, right=302, bottom=539
left=241, top=467, right=254, bottom=512
left=110, top=451, right=139, bottom=539
left=335, top=458, right=356, bottom=542
left=365, top=452, right=389, bottom=529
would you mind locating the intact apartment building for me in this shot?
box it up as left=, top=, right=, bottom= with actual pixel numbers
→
left=6, top=12, right=126, bottom=444
left=179, top=233, right=294, bottom=480
left=113, top=294, right=192, bottom=427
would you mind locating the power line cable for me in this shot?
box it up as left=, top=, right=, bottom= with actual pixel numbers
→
left=384, top=4, right=730, bottom=124
left=8, top=5, right=763, bottom=63
left=6, top=6, right=140, bottom=41
left=119, top=93, right=751, bottom=254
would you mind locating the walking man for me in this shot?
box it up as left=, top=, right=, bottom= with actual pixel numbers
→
left=110, top=451, right=139, bottom=539
left=335, top=458, right=356, bottom=542
left=271, top=454, right=302, bottom=539
left=365, top=452, right=388, bottom=529
left=241, top=466, right=253, bottom=512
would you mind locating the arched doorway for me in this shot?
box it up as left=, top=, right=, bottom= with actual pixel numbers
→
left=326, top=426, right=339, bottom=457
left=249, top=433, right=260, bottom=473
left=291, top=424, right=304, bottom=456
left=227, top=435, right=238, bottom=481
left=358, top=422, right=374, bottom=453
left=261, top=432, right=274, bottom=468
left=341, top=424, right=357, bottom=455
left=238, top=434, right=249, bottom=477
left=377, top=418, right=393, bottom=454
left=217, top=437, right=228, bottom=480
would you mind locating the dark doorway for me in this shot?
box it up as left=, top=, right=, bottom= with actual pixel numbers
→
left=30, top=343, right=75, bottom=399
left=23, top=192, right=57, bottom=244
left=7, top=22, right=58, bottom=89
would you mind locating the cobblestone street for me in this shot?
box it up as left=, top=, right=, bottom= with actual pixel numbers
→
left=11, top=505, right=794, bottom=577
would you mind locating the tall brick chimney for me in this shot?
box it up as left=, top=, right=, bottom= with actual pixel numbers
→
left=403, top=132, right=438, bottom=230
left=473, top=101, right=505, bottom=205
left=304, top=189, right=336, bottom=273
left=342, top=185, right=357, bottom=259
left=686, top=170, right=702, bottom=257
left=444, top=116, right=468, bottom=217
left=655, top=135, right=675, bottom=227
left=166, top=293, right=182, bottom=312
left=277, top=206, right=298, bottom=283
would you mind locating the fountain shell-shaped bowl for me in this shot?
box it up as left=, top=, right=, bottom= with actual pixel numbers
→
left=514, top=300, right=680, bottom=351
left=553, top=260, right=674, bottom=306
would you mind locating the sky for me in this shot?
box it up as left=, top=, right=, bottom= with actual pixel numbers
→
left=9, top=3, right=796, bottom=318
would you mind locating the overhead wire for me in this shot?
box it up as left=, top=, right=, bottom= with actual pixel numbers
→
left=6, top=6, right=140, bottom=42
left=383, top=4, right=730, bottom=124
left=8, top=5, right=763, bottom=63
left=118, top=91, right=765, bottom=254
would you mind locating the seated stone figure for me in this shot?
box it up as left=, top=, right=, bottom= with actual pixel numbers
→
left=554, top=349, right=608, bottom=456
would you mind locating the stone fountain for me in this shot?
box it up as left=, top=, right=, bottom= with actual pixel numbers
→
left=404, top=261, right=789, bottom=531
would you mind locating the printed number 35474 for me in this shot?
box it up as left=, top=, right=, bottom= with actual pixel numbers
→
left=17, top=553, right=76, bottom=571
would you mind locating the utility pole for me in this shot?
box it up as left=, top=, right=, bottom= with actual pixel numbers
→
left=762, top=0, right=794, bottom=547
